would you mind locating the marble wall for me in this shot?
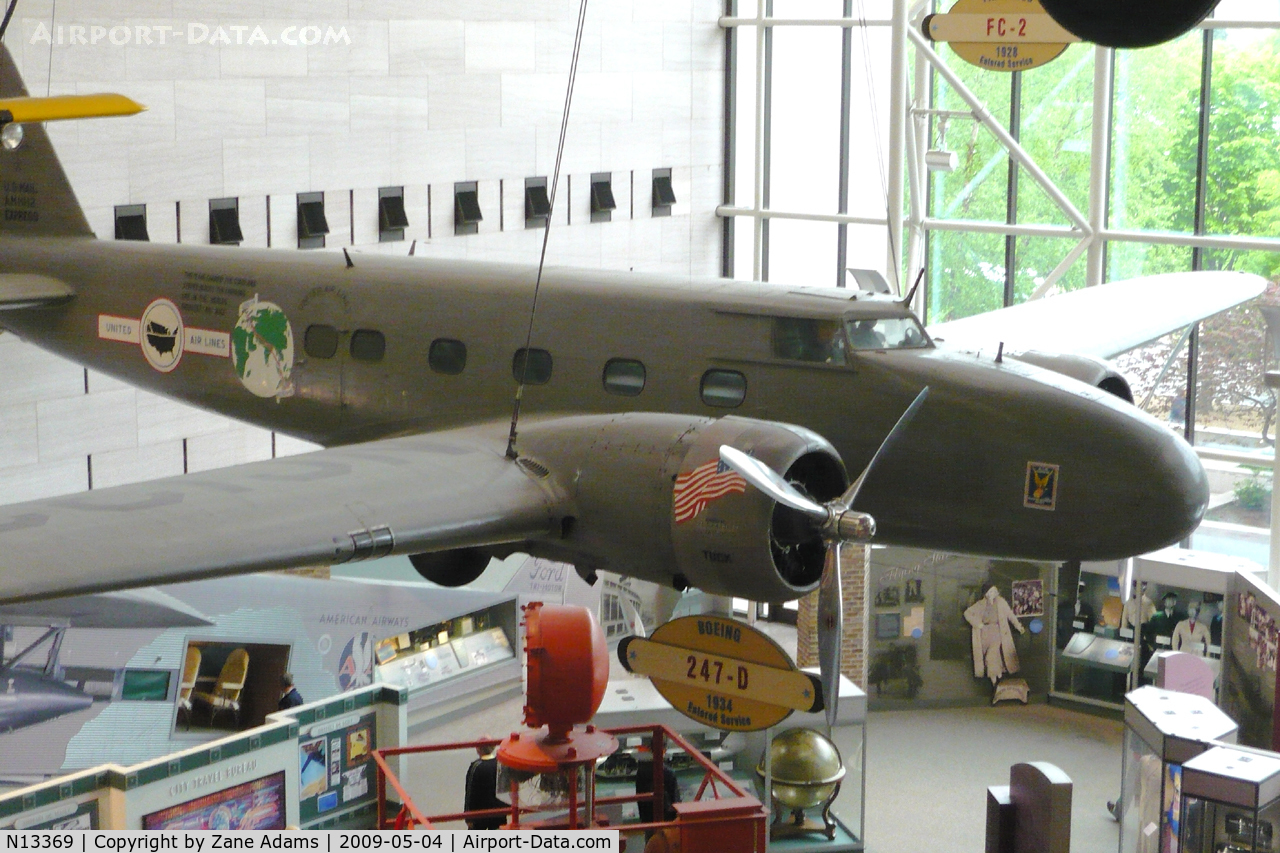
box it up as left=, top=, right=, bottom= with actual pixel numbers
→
left=0, top=0, right=725, bottom=505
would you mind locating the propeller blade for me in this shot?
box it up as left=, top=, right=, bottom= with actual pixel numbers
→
left=818, top=541, right=843, bottom=731
left=839, top=386, right=930, bottom=510
left=719, top=445, right=827, bottom=519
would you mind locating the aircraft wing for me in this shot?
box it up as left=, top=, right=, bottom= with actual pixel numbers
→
left=0, top=588, right=212, bottom=628
left=927, top=271, right=1268, bottom=359
left=0, top=422, right=559, bottom=604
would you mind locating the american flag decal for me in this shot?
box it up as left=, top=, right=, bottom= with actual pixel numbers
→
left=673, top=459, right=748, bottom=523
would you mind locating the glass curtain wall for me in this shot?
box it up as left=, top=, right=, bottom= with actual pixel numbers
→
left=723, top=0, right=895, bottom=288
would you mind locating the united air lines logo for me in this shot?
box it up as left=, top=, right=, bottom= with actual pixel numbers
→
left=98, top=297, right=230, bottom=372
left=1024, top=461, right=1059, bottom=511
left=140, top=298, right=183, bottom=372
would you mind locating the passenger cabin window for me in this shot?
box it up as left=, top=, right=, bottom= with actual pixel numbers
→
left=771, top=317, right=847, bottom=365
left=304, top=324, right=339, bottom=359
left=429, top=339, right=467, bottom=375
left=513, top=348, right=553, bottom=385
left=350, top=329, right=386, bottom=362
left=121, top=669, right=171, bottom=701
left=844, top=316, right=929, bottom=351
left=701, top=369, right=746, bottom=408
left=603, top=358, right=646, bottom=396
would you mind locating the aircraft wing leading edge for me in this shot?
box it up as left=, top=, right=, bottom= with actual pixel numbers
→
left=0, top=589, right=213, bottom=628
left=0, top=421, right=560, bottom=605
left=928, top=271, right=1268, bottom=359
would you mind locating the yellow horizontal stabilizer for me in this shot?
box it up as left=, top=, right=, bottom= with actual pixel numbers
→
left=0, top=93, right=145, bottom=123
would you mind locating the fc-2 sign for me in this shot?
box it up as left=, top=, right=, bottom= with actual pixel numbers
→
left=618, top=615, right=822, bottom=732
left=923, top=0, right=1077, bottom=72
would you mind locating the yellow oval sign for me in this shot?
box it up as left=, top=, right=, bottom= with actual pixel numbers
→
left=617, top=615, right=821, bottom=733
left=925, top=0, right=1073, bottom=72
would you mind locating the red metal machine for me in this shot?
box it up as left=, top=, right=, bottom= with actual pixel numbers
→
left=372, top=725, right=767, bottom=851
left=370, top=602, right=768, bottom=850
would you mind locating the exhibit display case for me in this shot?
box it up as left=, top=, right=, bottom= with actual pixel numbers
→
left=371, top=597, right=521, bottom=727
left=374, top=600, right=517, bottom=689
left=1054, top=549, right=1261, bottom=710
left=1181, top=745, right=1280, bottom=852
left=868, top=546, right=1053, bottom=710
left=1119, top=686, right=1238, bottom=852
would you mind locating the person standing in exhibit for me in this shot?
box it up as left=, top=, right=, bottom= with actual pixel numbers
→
left=278, top=673, right=304, bottom=710
left=965, top=585, right=1026, bottom=684
left=465, top=742, right=508, bottom=830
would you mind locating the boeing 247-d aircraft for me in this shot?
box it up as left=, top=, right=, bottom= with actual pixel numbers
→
left=0, top=46, right=1263, bottom=712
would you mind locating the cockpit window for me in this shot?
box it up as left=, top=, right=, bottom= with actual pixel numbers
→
left=771, top=317, right=847, bottom=365
left=844, top=316, right=929, bottom=351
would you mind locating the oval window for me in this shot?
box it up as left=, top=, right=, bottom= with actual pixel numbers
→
left=700, top=369, right=746, bottom=408
left=350, top=329, right=386, bottom=362
left=304, top=324, right=338, bottom=359
left=429, top=338, right=467, bottom=375
left=602, top=358, right=646, bottom=396
left=512, top=348, right=553, bottom=385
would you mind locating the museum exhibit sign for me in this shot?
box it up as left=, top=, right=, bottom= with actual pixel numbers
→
left=618, top=615, right=822, bottom=733
left=923, top=0, right=1075, bottom=72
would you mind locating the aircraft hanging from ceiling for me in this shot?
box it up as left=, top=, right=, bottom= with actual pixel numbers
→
left=0, top=46, right=1263, bottom=717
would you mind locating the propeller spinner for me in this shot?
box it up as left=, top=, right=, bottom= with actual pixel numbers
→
left=719, top=387, right=930, bottom=730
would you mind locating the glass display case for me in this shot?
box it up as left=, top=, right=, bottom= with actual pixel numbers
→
left=1054, top=549, right=1260, bottom=709
left=1181, top=745, right=1280, bottom=853
left=1120, top=686, right=1239, bottom=852
left=374, top=600, right=519, bottom=692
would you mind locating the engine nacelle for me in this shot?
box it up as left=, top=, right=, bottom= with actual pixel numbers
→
left=515, top=413, right=848, bottom=602
left=1008, top=350, right=1134, bottom=403
left=408, top=548, right=492, bottom=587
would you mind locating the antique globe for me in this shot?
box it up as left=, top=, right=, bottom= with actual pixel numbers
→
left=756, top=727, right=846, bottom=811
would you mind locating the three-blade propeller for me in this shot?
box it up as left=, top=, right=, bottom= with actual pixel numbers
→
left=719, top=387, right=929, bottom=729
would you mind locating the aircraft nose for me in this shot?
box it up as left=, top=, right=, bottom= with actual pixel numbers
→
left=1105, top=417, right=1209, bottom=554
left=0, top=671, right=93, bottom=732
left=1042, top=383, right=1210, bottom=560
left=862, top=356, right=1212, bottom=562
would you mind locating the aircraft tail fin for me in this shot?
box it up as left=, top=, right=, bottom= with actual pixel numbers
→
left=0, top=44, right=94, bottom=239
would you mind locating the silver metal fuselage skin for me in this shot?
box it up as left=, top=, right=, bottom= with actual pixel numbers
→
left=0, top=235, right=1208, bottom=563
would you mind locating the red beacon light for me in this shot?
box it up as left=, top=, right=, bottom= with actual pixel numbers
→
left=498, top=602, right=616, bottom=775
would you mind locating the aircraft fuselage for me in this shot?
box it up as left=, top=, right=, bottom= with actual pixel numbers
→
left=0, top=236, right=1208, bottom=562
left=0, top=668, right=93, bottom=733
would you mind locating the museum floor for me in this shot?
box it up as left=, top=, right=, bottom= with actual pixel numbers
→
left=412, top=624, right=1124, bottom=852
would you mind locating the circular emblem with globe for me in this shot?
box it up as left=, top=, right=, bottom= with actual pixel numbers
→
left=231, top=297, right=295, bottom=398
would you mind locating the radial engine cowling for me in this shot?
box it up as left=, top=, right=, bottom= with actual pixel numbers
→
left=516, top=413, right=848, bottom=602
left=1009, top=350, right=1134, bottom=403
